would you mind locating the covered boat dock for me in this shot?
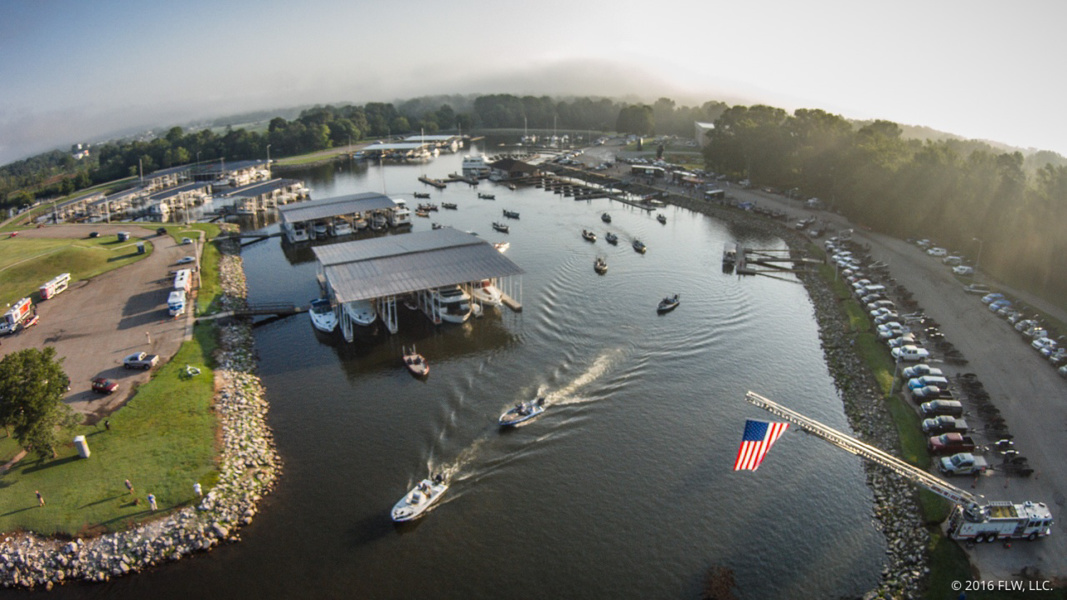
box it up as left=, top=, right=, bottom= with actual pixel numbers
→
left=278, top=192, right=401, bottom=243
left=313, top=228, right=524, bottom=341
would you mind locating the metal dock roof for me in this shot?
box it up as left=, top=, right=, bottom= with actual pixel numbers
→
left=313, top=228, right=523, bottom=303
left=277, top=192, right=397, bottom=224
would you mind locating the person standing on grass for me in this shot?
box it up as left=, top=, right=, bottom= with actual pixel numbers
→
left=125, top=479, right=134, bottom=494
left=147, top=493, right=157, bottom=511
left=36, top=490, right=44, bottom=507
left=194, top=482, right=202, bottom=497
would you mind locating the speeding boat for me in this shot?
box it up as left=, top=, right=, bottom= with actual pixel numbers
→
left=657, top=213, right=667, bottom=224
left=470, top=279, right=503, bottom=306
left=633, top=239, right=647, bottom=253
left=657, top=294, right=680, bottom=313
left=601, top=213, right=611, bottom=223
left=402, top=345, right=429, bottom=377
left=391, top=475, right=448, bottom=522
left=594, top=257, right=608, bottom=274
left=498, top=397, right=546, bottom=427
left=605, top=232, right=618, bottom=245
left=502, top=209, right=520, bottom=219
left=308, top=298, right=338, bottom=333
left=492, top=222, right=510, bottom=233
left=581, top=229, right=596, bottom=242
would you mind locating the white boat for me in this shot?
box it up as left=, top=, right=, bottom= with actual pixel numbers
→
left=462, top=154, right=491, bottom=179
left=470, top=279, right=503, bottom=306
left=594, top=257, right=608, bottom=274
left=369, top=214, right=388, bottom=231
left=343, top=299, right=378, bottom=327
left=581, top=229, right=596, bottom=242
left=389, top=200, right=412, bottom=227
left=352, top=216, right=368, bottom=230
left=499, top=398, right=546, bottom=427
left=311, top=221, right=329, bottom=238
left=308, top=298, right=338, bottom=333
left=391, top=475, right=447, bottom=522
left=431, top=285, right=472, bottom=323
left=492, top=222, right=509, bottom=233
left=330, top=219, right=353, bottom=237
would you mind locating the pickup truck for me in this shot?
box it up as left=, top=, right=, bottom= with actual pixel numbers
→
left=912, top=386, right=956, bottom=402
left=939, top=453, right=990, bottom=476
left=928, top=433, right=977, bottom=455
left=921, top=416, right=969, bottom=435
left=123, top=351, right=160, bottom=370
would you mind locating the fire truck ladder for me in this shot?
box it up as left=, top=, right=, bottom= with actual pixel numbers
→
left=745, top=391, right=984, bottom=516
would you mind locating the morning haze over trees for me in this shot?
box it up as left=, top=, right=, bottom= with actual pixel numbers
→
left=0, top=93, right=1065, bottom=302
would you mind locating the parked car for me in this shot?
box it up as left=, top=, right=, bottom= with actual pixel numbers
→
left=1015, top=319, right=1038, bottom=332
left=988, top=299, right=1012, bottom=312
left=953, top=265, right=975, bottom=276
left=907, top=375, right=951, bottom=391
left=877, top=323, right=907, bottom=339
left=181, top=237, right=193, bottom=245
left=942, top=256, right=963, bottom=266
left=912, top=385, right=955, bottom=401
left=981, top=293, right=1005, bottom=304
left=928, top=433, right=976, bottom=455
left=939, top=453, right=989, bottom=476
left=874, top=312, right=901, bottom=325
left=903, top=364, right=944, bottom=379
left=91, top=377, right=119, bottom=394
left=964, top=283, right=991, bottom=294
left=927, top=247, right=948, bottom=257
left=867, top=299, right=896, bottom=312
left=892, top=345, right=930, bottom=361
left=888, top=334, right=919, bottom=349
left=920, top=400, right=964, bottom=417
left=176, top=256, right=195, bottom=265
left=921, top=416, right=970, bottom=435
left=123, top=351, right=159, bottom=370
left=1032, top=338, right=1058, bottom=352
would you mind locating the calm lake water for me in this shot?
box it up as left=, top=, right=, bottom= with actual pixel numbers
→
left=44, top=144, right=884, bottom=599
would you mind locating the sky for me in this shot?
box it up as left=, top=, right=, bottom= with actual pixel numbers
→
left=2, top=0, right=1065, bottom=166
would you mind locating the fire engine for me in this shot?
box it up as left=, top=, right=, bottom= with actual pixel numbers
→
left=745, top=391, right=1053, bottom=543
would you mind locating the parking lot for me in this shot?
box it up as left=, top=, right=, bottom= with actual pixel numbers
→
left=1, top=224, right=196, bottom=421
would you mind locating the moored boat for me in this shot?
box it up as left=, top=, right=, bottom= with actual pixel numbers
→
left=605, top=232, right=618, bottom=245
left=633, top=239, right=647, bottom=253
left=470, top=279, right=503, bottom=306
left=413, top=192, right=431, bottom=199
left=308, top=298, right=338, bottom=333
left=581, top=229, right=596, bottom=242
left=402, top=345, right=429, bottom=377
left=478, top=193, right=496, bottom=200
left=498, top=397, right=546, bottom=427
left=415, top=210, right=430, bottom=218
left=594, top=257, right=608, bottom=274
left=391, top=475, right=447, bottom=522
left=343, top=299, right=378, bottom=327
left=441, top=202, right=458, bottom=210
left=492, top=222, right=510, bottom=233
left=601, top=212, right=612, bottom=223
left=657, top=213, right=667, bottom=224
left=502, top=209, right=520, bottom=219
left=657, top=294, right=680, bottom=313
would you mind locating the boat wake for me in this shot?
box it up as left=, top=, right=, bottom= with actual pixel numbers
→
left=542, top=347, right=626, bottom=407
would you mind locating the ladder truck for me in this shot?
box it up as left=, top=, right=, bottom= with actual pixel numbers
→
left=745, top=391, right=1054, bottom=544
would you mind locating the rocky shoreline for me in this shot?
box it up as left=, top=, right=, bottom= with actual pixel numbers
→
left=0, top=237, right=280, bottom=590
left=669, top=194, right=929, bottom=599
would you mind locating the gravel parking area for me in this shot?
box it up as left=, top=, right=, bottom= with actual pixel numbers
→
left=0, top=224, right=196, bottom=421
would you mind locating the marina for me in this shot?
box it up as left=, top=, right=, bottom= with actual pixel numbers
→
left=76, top=143, right=884, bottom=600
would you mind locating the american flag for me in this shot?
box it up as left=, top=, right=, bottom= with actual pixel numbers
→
left=733, top=419, right=789, bottom=471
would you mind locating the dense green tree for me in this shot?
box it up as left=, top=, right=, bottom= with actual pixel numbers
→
left=616, top=104, right=654, bottom=135
left=0, top=348, right=81, bottom=459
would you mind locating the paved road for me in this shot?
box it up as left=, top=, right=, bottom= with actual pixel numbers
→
left=0, top=224, right=196, bottom=422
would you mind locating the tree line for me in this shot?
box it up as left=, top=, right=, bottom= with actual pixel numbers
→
left=0, top=94, right=722, bottom=211
left=702, top=105, right=1067, bottom=301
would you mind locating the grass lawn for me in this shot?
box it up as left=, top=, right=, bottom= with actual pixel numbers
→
left=0, top=236, right=152, bottom=307
left=0, top=324, right=218, bottom=536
